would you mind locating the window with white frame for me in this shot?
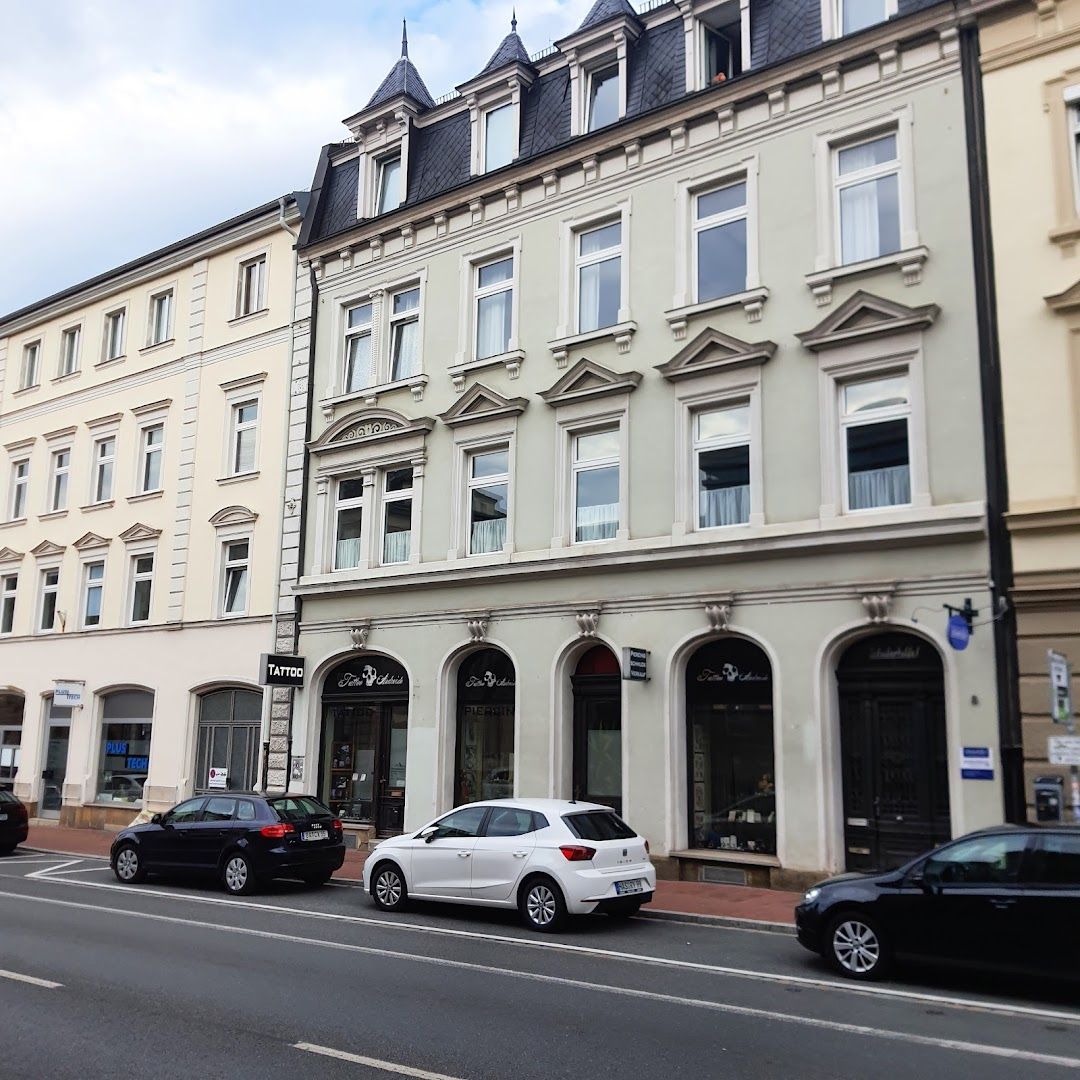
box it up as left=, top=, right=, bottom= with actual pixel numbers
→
left=148, top=290, right=173, bottom=346
left=576, top=221, right=622, bottom=334
left=381, top=467, right=413, bottom=565
left=572, top=429, right=620, bottom=543
left=221, top=540, right=250, bottom=615
left=129, top=553, right=154, bottom=623
left=92, top=436, right=116, bottom=504
left=0, top=574, right=16, bottom=634
left=695, top=181, right=748, bottom=302
left=703, top=21, right=741, bottom=84
left=334, top=478, right=365, bottom=571
left=49, top=448, right=70, bottom=512
left=840, top=372, right=911, bottom=511
left=839, top=0, right=888, bottom=34
left=467, top=448, right=509, bottom=555
left=389, top=287, right=421, bottom=380
left=59, top=326, right=80, bottom=377
left=9, top=460, right=29, bottom=520
left=695, top=404, right=752, bottom=528
left=238, top=255, right=267, bottom=317
left=103, top=309, right=126, bottom=362
left=587, top=64, right=620, bottom=131
left=229, top=400, right=259, bottom=476
left=1069, top=101, right=1080, bottom=214
left=38, top=568, right=59, bottom=632
left=475, top=256, right=514, bottom=360
left=375, top=154, right=402, bottom=215
left=20, top=341, right=40, bottom=389
left=484, top=102, right=515, bottom=172
left=81, top=560, right=105, bottom=629
left=343, top=302, right=374, bottom=394
left=835, top=132, right=900, bottom=266
left=138, top=423, right=164, bottom=493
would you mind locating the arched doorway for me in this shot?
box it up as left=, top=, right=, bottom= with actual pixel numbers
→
left=0, top=691, right=24, bottom=792
left=686, top=637, right=775, bottom=854
left=195, top=688, right=263, bottom=794
left=572, top=645, right=622, bottom=812
left=455, top=648, right=515, bottom=806
left=837, top=631, right=949, bottom=871
left=320, top=654, right=408, bottom=836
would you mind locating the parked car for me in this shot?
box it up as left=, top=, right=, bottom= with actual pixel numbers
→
left=796, top=825, right=1080, bottom=981
left=110, top=793, right=345, bottom=895
left=362, top=798, right=655, bottom=932
left=0, top=790, right=29, bottom=853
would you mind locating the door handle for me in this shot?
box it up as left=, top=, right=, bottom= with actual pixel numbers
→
left=513, top=851, right=528, bottom=858
left=457, top=851, right=471, bottom=858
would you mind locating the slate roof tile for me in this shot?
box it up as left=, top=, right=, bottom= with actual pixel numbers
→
left=576, top=0, right=639, bottom=32
left=478, top=30, right=533, bottom=77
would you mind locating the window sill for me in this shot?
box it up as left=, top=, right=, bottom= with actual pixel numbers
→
left=805, top=247, right=928, bottom=306
left=51, top=371, right=81, bottom=385
left=80, top=500, right=114, bottom=513
left=39, top=510, right=68, bottom=521
left=670, top=848, right=781, bottom=868
left=95, top=355, right=126, bottom=369
left=127, top=490, right=163, bottom=504
left=448, top=350, right=525, bottom=391
left=0, top=518, right=27, bottom=530
left=217, top=611, right=250, bottom=621
left=665, top=288, right=769, bottom=338
left=12, top=384, right=40, bottom=397
left=320, top=374, right=429, bottom=419
left=139, top=339, right=175, bottom=356
left=217, top=471, right=260, bottom=486
left=548, top=322, right=637, bottom=368
left=1049, top=220, right=1080, bottom=247
left=228, top=309, right=269, bottom=327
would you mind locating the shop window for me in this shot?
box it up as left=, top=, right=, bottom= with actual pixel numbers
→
left=572, top=645, right=622, bottom=813
left=195, top=688, right=262, bottom=793
left=0, top=692, right=24, bottom=790
left=695, top=403, right=751, bottom=528
left=468, top=448, right=509, bottom=555
left=456, top=648, right=516, bottom=806
left=841, top=372, right=911, bottom=511
left=96, top=689, right=153, bottom=805
left=381, top=467, right=413, bottom=565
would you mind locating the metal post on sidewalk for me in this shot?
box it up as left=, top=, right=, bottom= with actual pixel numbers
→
left=1048, top=650, right=1078, bottom=821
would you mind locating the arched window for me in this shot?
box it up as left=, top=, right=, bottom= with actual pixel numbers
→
left=456, top=648, right=516, bottom=806
left=97, top=689, right=154, bottom=806
left=196, top=688, right=262, bottom=794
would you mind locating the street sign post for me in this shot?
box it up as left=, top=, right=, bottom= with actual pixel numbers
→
left=1048, top=650, right=1079, bottom=821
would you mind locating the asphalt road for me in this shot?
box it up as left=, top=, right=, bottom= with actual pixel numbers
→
left=1, top=850, right=1078, bottom=1080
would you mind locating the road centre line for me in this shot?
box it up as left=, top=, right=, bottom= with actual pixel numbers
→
left=0, top=889, right=1075, bottom=1070
left=0, top=967, right=62, bottom=989
left=17, top=869, right=1080, bottom=1026
left=295, top=1044, right=466, bottom=1080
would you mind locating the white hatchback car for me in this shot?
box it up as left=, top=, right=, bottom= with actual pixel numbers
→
left=362, top=798, right=656, bottom=932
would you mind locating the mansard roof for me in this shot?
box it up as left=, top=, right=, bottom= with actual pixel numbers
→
left=477, top=16, right=532, bottom=77
left=365, top=22, right=436, bottom=112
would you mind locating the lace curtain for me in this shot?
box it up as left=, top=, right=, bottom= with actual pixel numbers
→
left=471, top=517, right=506, bottom=555
left=382, top=530, right=411, bottom=565
left=700, top=485, right=751, bottom=528
left=575, top=503, right=618, bottom=542
left=392, top=321, right=420, bottom=380
left=335, top=537, right=362, bottom=570
left=849, top=465, right=910, bottom=510
left=477, top=290, right=511, bottom=360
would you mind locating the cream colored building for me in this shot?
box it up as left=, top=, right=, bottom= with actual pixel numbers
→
left=977, top=0, right=1080, bottom=812
left=0, top=195, right=307, bottom=827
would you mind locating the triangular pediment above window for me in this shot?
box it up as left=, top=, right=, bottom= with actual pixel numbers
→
left=797, top=291, right=939, bottom=352
left=438, top=383, right=528, bottom=428
left=1045, top=279, right=1080, bottom=314
left=209, top=505, right=258, bottom=529
left=310, top=409, right=435, bottom=453
left=540, top=358, right=643, bottom=407
left=73, top=531, right=111, bottom=551
left=655, top=327, right=777, bottom=382
left=0, top=546, right=23, bottom=564
left=119, top=523, right=162, bottom=544
left=30, top=540, right=66, bottom=558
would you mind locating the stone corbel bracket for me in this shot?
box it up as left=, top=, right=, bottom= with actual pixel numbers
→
left=350, top=622, right=371, bottom=650
left=467, top=614, right=491, bottom=642
left=575, top=609, right=601, bottom=638
left=705, top=599, right=734, bottom=633
left=860, top=589, right=895, bottom=624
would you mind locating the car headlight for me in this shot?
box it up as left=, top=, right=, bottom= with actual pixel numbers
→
left=803, top=887, right=821, bottom=904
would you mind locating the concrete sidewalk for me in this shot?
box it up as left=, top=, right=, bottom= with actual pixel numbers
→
left=22, top=824, right=799, bottom=928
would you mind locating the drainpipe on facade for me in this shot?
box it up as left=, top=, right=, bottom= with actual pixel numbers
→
left=959, top=23, right=1026, bottom=823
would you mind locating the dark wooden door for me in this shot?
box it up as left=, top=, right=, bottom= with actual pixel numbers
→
left=376, top=703, right=407, bottom=836
left=572, top=675, right=622, bottom=814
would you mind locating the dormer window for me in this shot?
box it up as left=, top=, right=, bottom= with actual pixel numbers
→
left=484, top=102, right=515, bottom=172
left=821, top=0, right=896, bottom=39
left=587, top=65, right=620, bottom=131
left=703, top=23, right=740, bottom=84
left=376, top=154, right=402, bottom=215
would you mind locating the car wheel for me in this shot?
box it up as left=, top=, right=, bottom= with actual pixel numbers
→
left=825, top=911, right=890, bottom=980
left=520, top=876, right=568, bottom=933
left=302, top=871, right=333, bottom=887
left=113, top=843, right=146, bottom=884
left=221, top=852, right=258, bottom=896
left=371, top=863, right=408, bottom=912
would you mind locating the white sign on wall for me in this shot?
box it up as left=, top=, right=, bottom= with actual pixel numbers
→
left=1048, top=736, right=1080, bottom=767
left=208, top=767, right=228, bottom=790
left=53, top=680, right=85, bottom=708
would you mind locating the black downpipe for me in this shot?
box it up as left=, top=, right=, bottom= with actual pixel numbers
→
left=960, top=24, right=1026, bottom=823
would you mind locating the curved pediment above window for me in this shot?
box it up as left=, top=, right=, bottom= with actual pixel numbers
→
left=655, top=327, right=777, bottom=382
left=540, top=357, right=643, bottom=408
left=209, top=505, right=258, bottom=529
left=310, top=409, right=436, bottom=456
left=438, top=383, right=528, bottom=428
left=796, top=291, right=939, bottom=352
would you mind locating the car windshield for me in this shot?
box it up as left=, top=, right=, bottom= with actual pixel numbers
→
left=270, top=796, right=331, bottom=822
left=563, top=810, right=636, bottom=841
left=0, top=790, right=17, bottom=804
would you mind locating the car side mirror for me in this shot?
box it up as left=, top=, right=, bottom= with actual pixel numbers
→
left=420, top=825, right=438, bottom=843
left=151, top=813, right=163, bottom=825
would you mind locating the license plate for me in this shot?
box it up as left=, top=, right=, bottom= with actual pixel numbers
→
left=0, top=813, right=7, bottom=821
left=302, top=829, right=328, bottom=842
left=615, top=878, right=644, bottom=895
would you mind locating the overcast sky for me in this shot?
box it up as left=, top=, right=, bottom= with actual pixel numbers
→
left=0, top=0, right=598, bottom=316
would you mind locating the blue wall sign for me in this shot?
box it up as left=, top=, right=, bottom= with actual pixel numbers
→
left=960, top=746, right=994, bottom=780
left=947, top=613, right=970, bottom=651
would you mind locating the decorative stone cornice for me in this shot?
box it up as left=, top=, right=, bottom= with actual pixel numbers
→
left=438, top=383, right=528, bottom=428
left=209, top=505, right=258, bottom=529
left=656, top=327, right=776, bottom=382
left=540, top=357, right=643, bottom=408
left=30, top=540, right=66, bottom=558
left=72, top=531, right=111, bottom=551
left=310, top=409, right=435, bottom=454
left=119, top=523, right=162, bottom=544
left=797, top=291, right=939, bottom=352
left=0, top=546, right=24, bottom=564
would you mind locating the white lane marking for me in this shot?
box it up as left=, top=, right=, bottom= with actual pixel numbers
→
left=295, top=1043, right=465, bottom=1079
left=18, top=872, right=1080, bottom=1026
left=26, top=859, right=83, bottom=879
left=0, top=967, right=62, bottom=989
left=0, top=889, right=1075, bottom=1069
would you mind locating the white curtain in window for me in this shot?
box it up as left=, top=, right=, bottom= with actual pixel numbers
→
left=383, top=530, right=411, bottom=564
left=575, top=503, right=618, bottom=541
left=848, top=465, right=910, bottom=510
left=392, top=322, right=420, bottom=380
left=579, top=264, right=601, bottom=333
left=470, top=517, right=506, bottom=554
left=346, top=335, right=372, bottom=393
left=840, top=179, right=881, bottom=264
left=335, top=537, right=362, bottom=569
left=477, top=291, right=511, bottom=359
left=700, top=485, right=751, bottom=528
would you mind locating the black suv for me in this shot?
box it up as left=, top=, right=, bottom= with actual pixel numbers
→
left=796, top=825, right=1080, bottom=981
left=110, top=793, right=345, bottom=895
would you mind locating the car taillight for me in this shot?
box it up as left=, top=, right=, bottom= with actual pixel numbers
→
left=644, top=839, right=650, bottom=855
left=260, top=823, right=295, bottom=839
left=332, top=819, right=343, bottom=831
left=559, top=844, right=596, bottom=862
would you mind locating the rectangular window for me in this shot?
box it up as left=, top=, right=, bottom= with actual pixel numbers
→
left=376, top=155, right=402, bottom=215
left=139, top=424, right=164, bottom=493
left=103, top=309, right=125, bottom=361
left=475, top=256, right=514, bottom=360
left=576, top=221, right=622, bottom=334
left=835, top=133, right=900, bottom=265
left=9, top=460, right=29, bottom=521
left=484, top=102, right=515, bottom=171
left=343, top=302, right=374, bottom=394
left=695, top=405, right=751, bottom=528
left=703, top=23, right=741, bottom=83
left=390, top=287, right=421, bottom=380
left=20, top=341, right=40, bottom=389
left=221, top=540, right=250, bottom=615
left=230, top=400, right=259, bottom=475
left=1071, top=104, right=1080, bottom=213
left=334, top=478, right=365, bottom=571
left=468, top=449, right=509, bottom=555
left=381, top=467, right=413, bottom=565
left=1, top=575, right=17, bottom=634
left=573, top=429, right=619, bottom=543
left=49, top=449, right=70, bottom=512
left=39, top=568, right=59, bottom=632
left=587, top=65, right=619, bottom=131
left=148, top=291, right=172, bottom=346
left=695, top=182, right=748, bottom=302
left=841, top=0, right=887, bottom=34
left=238, top=256, right=266, bottom=316
left=82, top=560, right=105, bottom=629
left=841, top=372, right=911, bottom=511
left=92, top=436, right=116, bottom=503
left=129, top=554, right=154, bottom=623
left=59, top=326, right=80, bottom=377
